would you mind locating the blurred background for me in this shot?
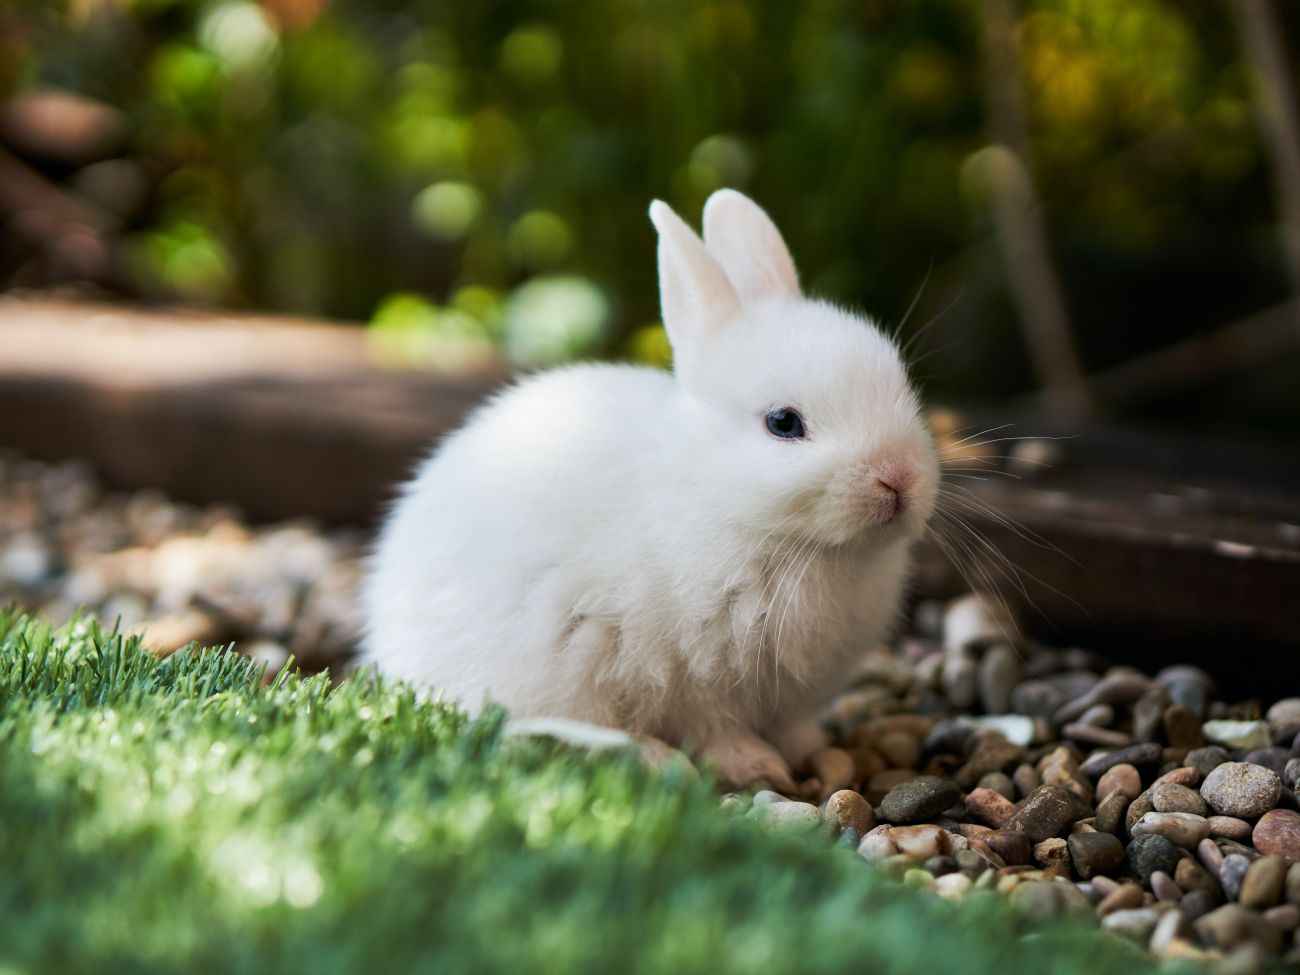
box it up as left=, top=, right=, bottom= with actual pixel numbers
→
left=2, top=0, right=1299, bottom=432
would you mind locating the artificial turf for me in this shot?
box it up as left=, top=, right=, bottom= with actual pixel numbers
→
left=0, top=609, right=1171, bottom=974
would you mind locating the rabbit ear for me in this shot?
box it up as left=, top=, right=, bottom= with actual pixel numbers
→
left=649, top=200, right=741, bottom=352
left=702, top=189, right=800, bottom=301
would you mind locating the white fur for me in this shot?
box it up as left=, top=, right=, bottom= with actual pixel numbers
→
left=362, top=190, right=939, bottom=789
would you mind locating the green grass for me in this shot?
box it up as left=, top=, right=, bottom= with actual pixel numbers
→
left=0, top=609, right=1167, bottom=974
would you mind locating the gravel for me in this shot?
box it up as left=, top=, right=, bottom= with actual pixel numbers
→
left=6, top=452, right=1300, bottom=969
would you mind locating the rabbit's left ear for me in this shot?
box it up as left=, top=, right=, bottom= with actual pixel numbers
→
left=702, top=190, right=800, bottom=302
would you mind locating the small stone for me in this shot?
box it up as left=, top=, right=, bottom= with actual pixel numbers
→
left=1176, top=857, right=1221, bottom=897
left=887, top=824, right=950, bottom=860
left=977, top=771, right=1017, bottom=801
left=1094, top=792, right=1129, bottom=835
left=1240, top=856, right=1288, bottom=909
left=985, top=829, right=1033, bottom=866
left=1033, top=837, right=1069, bottom=870
left=1202, top=720, right=1271, bottom=750
left=1126, top=833, right=1180, bottom=885
left=1078, top=703, right=1115, bottom=727
left=1267, top=699, right=1300, bottom=732
left=824, top=790, right=875, bottom=834
left=1197, top=837, right=1225, bottom=874
left=875, top=731, right=921, bottom=770
left=1012, top=762, right=1040, bottom=798
left=1054, top=670, right=1153, bottom=725
left=1153, top=766, right=1201, bottom=788
left=1262, top=903, right=1299, bottom=930
left=965, top=787, right=1018, bottom=828
left=1097, top=763, right=1143, bottom=801
left=1220, top=853, right=1252, bottom=902
left=1126, top=790, right=1156, bottom=836
left=1286, top=759, right=1300, bottom=791
left=1288, top=863, right=1300, bottom=904
left=1150, top=870, right=1182, bottom=902
left=961, top=714, right=1036, bottom=747
left=978, top=644, right=1021, bottom=714
left=1101, top=907, right=1159, bottom=942
left=878, top=775, right=962, bottom=824
left=1253, top=809, right=1300, bottom=863
left=1201, top=762, right=1283, bottom=819
left=1097, top=883, right=1144, bottom=916
left=1244, top=747, right=1290, bottom=777
left=934, top=871, right=972, bottom=899
left=1062, top=723, right=1132, bottom=748
left=1208, top=816, right=1254, bottom=841
left=1151, top=782, right=1208, bottom=816
left=1185, top=746, right=1230, bottom=778
left=1005, top=785, right=1077, bottom=842
left=1194, top=904, right=1284, bottom=953
left=1010, top=679, right=1065, bottom=717
left=1179, top=889, right=1217, bottom=921
left=864, top=768, right=916, bottom=804
left=1079, top=743, right=1163, bottom=779
left=805, top=747, right=855, bottom=796
left=1149, top=908, right=1191, bottom=953
left=923, top=854, right=960, bottom=876
left=1133, top=686, right=1170, bottom=743
left=941, top=656, right=977, bottom=710
left=1068, top=831, right=1125, bottom=879
left=1131, top=812, right=1211, bottom=848
left=757, top=800, right=822, bottom=831
left=857, top=828, right=898, bottom=863
left=1010, top=880, right=1088, bottom=920
left=954, top=735, right=1023, bottom=788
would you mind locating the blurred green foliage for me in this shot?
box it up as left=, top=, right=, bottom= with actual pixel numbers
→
left=2, top=0, right=1295, bottom=396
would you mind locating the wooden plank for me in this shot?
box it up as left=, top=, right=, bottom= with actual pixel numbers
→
left=1, top=295, right=1297, bottom=667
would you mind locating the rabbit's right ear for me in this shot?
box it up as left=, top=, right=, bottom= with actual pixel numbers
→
left=649, top=200, right=740, bottom=354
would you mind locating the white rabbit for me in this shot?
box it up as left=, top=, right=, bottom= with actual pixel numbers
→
left=362, top=190, right=939, bottom=791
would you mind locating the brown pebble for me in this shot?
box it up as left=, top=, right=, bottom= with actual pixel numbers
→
left=1068, top=831, right=1125, bottom=880
left=1200, top=761, right=1283, bottom=819
left=1097, top=884, right=1144, bottom=916
left=986, top=829, right=1033, bottom=866
left=965, top=787, right=1018, bottom=828
left=1063, top=723, right=1133, bottom=748
left=1151, top=782, right=1208, bottom=816
left=1288, top=862, right=1300, bottom=905
left=850, top=745, right=888, bottom=782
left=1164, top=706, right=1205, bottom=749
left=1152, top=766, right=1200, bottom=788
left=824, top=790, right=875, bottom=834
left=1005, top=785, right=1078, bottom=842
left=1262, top=903, right=1300, bottom=930
left=1240, top=855, right=1288, bottom=910
left=1253, top=809, right=1300, bottom=864
left=1194, top=904, right=1284, bottom=953
left=1175, top=857, right=1221, bottom=897
left=1012, top=763, right=1040, bottom=799
left=1094, top=792, right=1129, bottom=835
left=1097, top=763, right=1142, bottom=801
left=954, top=735, right=1024, bottom=789
left=1207, top=815, right=1253, bottom=842
left=1033, top=837, right=1069, bottom=869
left=806, top=747, right=855, bottom=797
left=1150, top=870, right=1183, bottom=902
left=1197, top=837, right=1225, bottom=874
left=875, top=730, right=921, bottom=770
left=1126, top=790, right=1155, bottom=836
left=1091, top=875, right=1121, bottom=897
left=864, top=768, right=916, bottom=804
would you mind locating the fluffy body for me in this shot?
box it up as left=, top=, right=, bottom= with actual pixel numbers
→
left=363, top=193, right=938, bottom=788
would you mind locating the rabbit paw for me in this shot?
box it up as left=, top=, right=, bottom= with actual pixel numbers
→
left=700, top=731, right=796, bottom=794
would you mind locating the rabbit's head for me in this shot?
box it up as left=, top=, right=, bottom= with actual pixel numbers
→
left=650, top=190, right=938, bottom=548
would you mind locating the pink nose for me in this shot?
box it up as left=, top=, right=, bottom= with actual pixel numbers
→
left=873, top=457, right=916, bottom=521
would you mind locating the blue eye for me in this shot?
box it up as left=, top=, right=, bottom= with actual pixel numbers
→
left=765, top=408, right=807, bottom=440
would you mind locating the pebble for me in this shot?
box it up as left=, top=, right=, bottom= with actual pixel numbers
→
left=1004, top=785, right=1077, bottom=842
left=1125, top=791, right=1156, bottom=836
left=976, top=771, right=1016, bottom=801
left=934, top=871, right=972, bottom=899
left=1208, top=815, right=1254, bottom=841
left=864, top=768, right=916, bottom=803
left=1243, top=747, right=1290, bottom=777
left=1151, top=782, right=1207, bottom=816
left=1201, top=762, right=1283, bottom=819
left=1062, top=722, right=1132, bottom=748
left=1149, top=870, right=1182, bottom=902
left=1240, top=855, right=1288, bottom=909
left=878, top=775, right=961, bottom=824
left=941, top=656, right=978, bottom=710
left=1195, top=904, right=1284, bottom=953
left=1152, top=766, right=1200, bottom=788
left=1009, top=880, right=1089, bottom=920
left=1262, top=902, right=1299, bottom=930
left=977, top=644, right=1021, bottom=714
left=1220, top=853, right=1252, bottom=902
left=757, top=800, right=822, bottom=831
left=1202, top=720, right=1271, bottom=750
left=1096, top=763, right=1142, bottom=801
left=1149, top=908, right=1190, bottom=953
left=1267, top=699, right=1300, bottom=731
left=1010, top=679, right=1065, bottom=717
left=1101, top=907, right=1159, bottom=941
left=1286, top=759, right=1300, bottom=790
left=959, top=714, right=1036, bottom=748
left=874, top=731, right=921, bottom=770
left=805, top=747, right=855, bottom=797
left=1079, top=743, right=1162, bottom=779
left=824, top=790, right=875, bottom=834
left=1126, top=834, right=1180, bottom=885
left=965, top=787, right=1018, bottom=830
left=1132, top=686, right=1169, bottom=743
left=1067, top=830, right=1124, bottom=879
left=1185, top=746, right=1230, bottom=778
left=1175, top=857, right=1221, bottom=897
left=1097, top=883, right=1144, bottom=916
left=1289, top=862, right=1300, bottom=904
left=1131, top=812, right=1211, bottom=848
left=886, top=824, right=951, bottom=861
left=1252, top=809, right=1300, bottom=863
left=1094, top=792, right=1128, bottom=835
left=1012, top=763, right=1040, bottom=798
left=1179, top=889, right=1217, bottom=921
left=985, top=830, right=1033, bottom=866
left=954, top=735, right=1023, bottom=788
